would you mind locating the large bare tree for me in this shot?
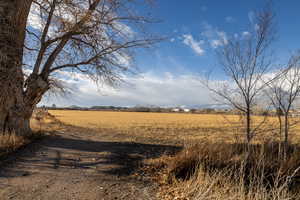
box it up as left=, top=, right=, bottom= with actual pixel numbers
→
left=205, top=5, right=276, bottom=143
left=0, top=0, right=159, bottom=136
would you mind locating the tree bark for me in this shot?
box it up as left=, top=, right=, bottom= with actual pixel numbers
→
left=0, top=0, right=36, bottom=136
left=0, top=107, right=32, bottom=135
left=277, top=114, right=283, bottom=157
left=246, top=108, right=251, bottom=144
left=283, top=113, right=289, bottom=156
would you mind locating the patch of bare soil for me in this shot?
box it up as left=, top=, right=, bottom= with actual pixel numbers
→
left=0, top=124, right=180, bottom=200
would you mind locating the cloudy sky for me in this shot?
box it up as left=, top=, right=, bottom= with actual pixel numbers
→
left=36, top=0, right=300, bottom=107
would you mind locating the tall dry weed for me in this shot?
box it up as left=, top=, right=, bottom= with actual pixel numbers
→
left=154, top=142, right=300, bottom=200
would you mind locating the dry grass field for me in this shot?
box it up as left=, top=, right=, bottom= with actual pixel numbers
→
left=47, top=110, right=300, bottom=200
left=49, top=110, right=248, bottom=145
left=49, top=110, right=300, bottom=145
left=2, top=110, right=300, bottom=199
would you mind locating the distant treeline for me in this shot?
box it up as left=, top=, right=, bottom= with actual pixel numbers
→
left=39, top=105, right=242, bottom=115
left=39, top=105, right=295, bottom=117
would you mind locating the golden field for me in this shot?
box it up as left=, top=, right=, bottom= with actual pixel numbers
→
left=48, top=110, right=300, bottom=144
left=1, top=110, right=299, bottom=200
left=48, top=110, right=300, bottom=200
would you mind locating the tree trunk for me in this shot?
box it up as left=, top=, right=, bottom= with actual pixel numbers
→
left=283, top=113, right=289, bottom=157
left=246, top=108, right=251, bottom=144
left=277, top=114, right=283, bottom=157
left=278, top=115, right=282, bottom=139
left=0, top=105, right=32, bottom=136
left=0, top=0, right=35, bottom=136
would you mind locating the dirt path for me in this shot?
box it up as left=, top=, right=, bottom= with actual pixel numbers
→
left=0, top=126, right=179, bottom=200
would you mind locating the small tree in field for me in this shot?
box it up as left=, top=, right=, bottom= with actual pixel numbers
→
left=265, top=53, right=300, bottom=150
left=0, top=0, right=159, bottom=135
left=205, top=6, right=276, bottom=143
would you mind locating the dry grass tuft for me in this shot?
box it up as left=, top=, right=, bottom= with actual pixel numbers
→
left=149, top=142, right=300, bottom=200
left=0, top=110, right=54, bottom=159
left=0, top=133, right=28, bottom=154
left=0, top=131, right=46, bottom=159
left=168, top=166, right=297, bottom=200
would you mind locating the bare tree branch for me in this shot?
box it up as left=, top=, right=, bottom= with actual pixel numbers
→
left=203, top=4, right=276, bottom=143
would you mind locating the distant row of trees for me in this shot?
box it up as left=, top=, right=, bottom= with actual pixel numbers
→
left=43, top=105, right=221, bottom=113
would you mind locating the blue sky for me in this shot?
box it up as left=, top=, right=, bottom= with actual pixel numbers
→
left=135, top=0, right=300, bottom=75
left=39, top=0, right=300, bottom=107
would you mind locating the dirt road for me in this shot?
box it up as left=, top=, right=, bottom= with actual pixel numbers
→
left=0, top=125, right=179, bottom=200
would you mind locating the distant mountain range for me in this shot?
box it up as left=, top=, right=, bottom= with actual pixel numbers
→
left=44, top=103, right=231, bottom=110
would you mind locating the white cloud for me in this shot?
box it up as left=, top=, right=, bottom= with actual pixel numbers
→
left=41, top=71, right=214, bottom=107
left=112, top=52, right=132, bottom=67
left=201, top=22, right=228, bottom=49
left=210, top=40, right=223, bottom=49
left=208, top=31, right=228, bottom=49
left=242, top=31, right=251, bottom=38
left=182, top=34, right=205, bottom=56
left=27, top=4, right=43, bottom=30
left=41, top=69, right=291, bottom=109
left=231, top=31, right=252, bottom=41
left=216, top=31, right=228, bottom=45
left=113, top=21, right=135, bottom=38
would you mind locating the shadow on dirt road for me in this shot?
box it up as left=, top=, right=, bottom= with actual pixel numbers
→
left=0, top=129, right=181, bottom=200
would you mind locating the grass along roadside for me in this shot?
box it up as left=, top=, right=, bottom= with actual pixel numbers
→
left=0, top=110, right=56, bottom=160
left=144, top=141, right=300, bottom=200
left=0, top=131, right=45, bottom=159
